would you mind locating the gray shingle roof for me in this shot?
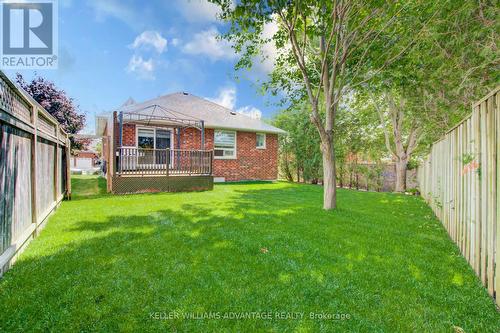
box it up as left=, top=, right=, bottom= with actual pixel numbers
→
left=115, top=92, right=286, bottom=134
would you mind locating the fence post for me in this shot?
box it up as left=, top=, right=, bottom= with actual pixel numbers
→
left=54, top=124, right=59, bottom=201
left=495, top=92, right=500, bottom=306
left=30, top=108, right=38, bottom=225
left=487, top=93, right=496, bottom=295
left=66, top=137, right=71, bottom=199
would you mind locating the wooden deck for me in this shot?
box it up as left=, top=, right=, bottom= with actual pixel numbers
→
left=111, top=147, right=214, bottom=194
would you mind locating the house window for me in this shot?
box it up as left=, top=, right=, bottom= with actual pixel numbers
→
left=214, top=130, right=236, bottom=159
left=256, top=133, right=266, bottom=149
left=155, top=129, right=171, bottom=149
left=137, top=128, right=171, bottom=149
left=137, top=128, right=154, bottom=149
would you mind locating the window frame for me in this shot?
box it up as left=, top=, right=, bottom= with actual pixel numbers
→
left=135, top=126, right=173, bottom=150
left=214, top=130, right=237, bottom=159
left=256, top=133, right=266, bottom=149
left=134, top=126, right=174, bottom=167
left=136, top=127, right=155, bottom=149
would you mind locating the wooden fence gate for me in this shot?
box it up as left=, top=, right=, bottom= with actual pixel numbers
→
left=418, top=86, right=500, bottom=305
left=0, top=71, right=70, bottom=276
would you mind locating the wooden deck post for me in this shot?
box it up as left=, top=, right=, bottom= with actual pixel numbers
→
left=166, top=148, right=169, bottom=177
left=118, top=112, right=123, bottom=174
left=201, top=120, right=205, bottom=150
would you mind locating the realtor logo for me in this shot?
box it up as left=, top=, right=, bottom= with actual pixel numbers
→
left=0, top=0, right=58, bottom=69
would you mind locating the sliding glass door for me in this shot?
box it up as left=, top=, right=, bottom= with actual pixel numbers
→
left=155, top=129, right=171, bottom=165
left=137, top=128, right=172, bottom=166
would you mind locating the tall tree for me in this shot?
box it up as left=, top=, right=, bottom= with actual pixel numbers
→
left=370, top=91, right=420, bottom=192
left=213, top=0, right=427, bottom=209
left=360, top=0, right=499, bottom=191
left=16, top=74, right=86, bottom=150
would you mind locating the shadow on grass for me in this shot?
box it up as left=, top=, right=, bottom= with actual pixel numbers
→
left=216, top=180, right=279, bottom=186
left=0, top=185, right=498, bottom=332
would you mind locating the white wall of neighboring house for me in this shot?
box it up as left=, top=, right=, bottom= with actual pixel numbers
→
left=73, top=157, right=93, bottom=169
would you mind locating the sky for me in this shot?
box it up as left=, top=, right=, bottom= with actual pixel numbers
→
left=4, top=0, right=280, bottom=134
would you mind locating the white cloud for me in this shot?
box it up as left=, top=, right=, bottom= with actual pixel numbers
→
left=176, top=0, right=228, bottom=23
left=171, top=38, right=180, bottom=47
left=208, top=86, right=236, bottom=109
left=126, top=55, right=155, bottom=80
left=182, top=27, right=236, bottom=61
left=236, top=106, right=262, bottom=119
left=208, top=87, right=262, bottom=119
left=130, top=31, right=167, bottom=53
left=254, top=20, right=280, bottom=74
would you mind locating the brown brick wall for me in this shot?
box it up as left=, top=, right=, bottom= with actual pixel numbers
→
left=113, top=115, right=279, bottom=181
left=113, top=112, right=136, bottom=146
left=174, top=127, right=213, bottom=150
left=174, top=128, right=278, bottom=181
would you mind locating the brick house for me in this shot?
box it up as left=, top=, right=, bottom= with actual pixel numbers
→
left=96, top=92, right=285, bottom=193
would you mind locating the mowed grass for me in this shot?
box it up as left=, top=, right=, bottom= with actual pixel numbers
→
left=0, top=176, right=498, bottom=332
left=71, top=174, right=107, bottom=198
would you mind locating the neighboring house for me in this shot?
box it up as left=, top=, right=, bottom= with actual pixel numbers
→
left=71, top=150, right=99, bottom=170
left=96, top=92, right=285, bottom=193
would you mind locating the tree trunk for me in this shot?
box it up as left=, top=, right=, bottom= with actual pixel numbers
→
left=339, top=166, right=344, bottom=187
left=284, top=161, right=293, bottom=182
left=349, top=164, right=353, bottom=188
left=394, top=157, right=408, bottom=192
left=354, top=157, right=359, bottom=190
left=321, top=140, right=336, bottom=210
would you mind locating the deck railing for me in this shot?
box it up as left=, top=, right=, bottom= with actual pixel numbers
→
left=116, top=147, right=213, bottom=176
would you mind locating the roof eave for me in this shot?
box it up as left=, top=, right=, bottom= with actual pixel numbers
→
left=204, top=124, right=287, bottom=135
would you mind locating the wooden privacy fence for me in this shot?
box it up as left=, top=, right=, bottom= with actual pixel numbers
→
left=0, top=71, right=70, bottom=276
left=418, top=86, right=500, bottom=305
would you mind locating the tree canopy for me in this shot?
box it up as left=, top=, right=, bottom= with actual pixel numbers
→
left=16, top=74, right=86, bottom=134
left=212, top=0, right=436, bottom=208
left=213, top=0, right=498, bottom=197
left=16, top=74, right=87, bottom=150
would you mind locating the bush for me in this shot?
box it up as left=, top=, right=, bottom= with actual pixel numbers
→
left=405, top=188, right=420, bottom=196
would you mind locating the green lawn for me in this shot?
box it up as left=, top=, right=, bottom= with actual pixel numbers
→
left=0, top=176, right=498, bottom=332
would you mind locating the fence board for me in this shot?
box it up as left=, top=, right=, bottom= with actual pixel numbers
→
left=418, top=86, right=500, bottom=305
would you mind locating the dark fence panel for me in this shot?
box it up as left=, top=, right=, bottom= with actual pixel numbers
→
left=0, top=124, right=32, bottom=254
left=0, top=71, right=70, bottom=276
left=36, top=137, right=56, bottom=217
